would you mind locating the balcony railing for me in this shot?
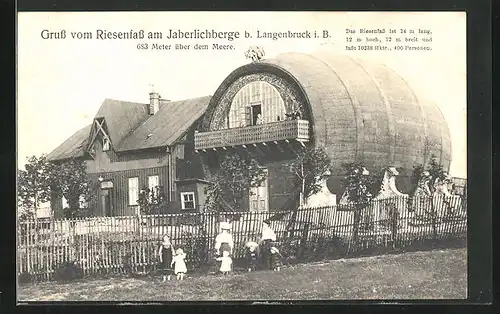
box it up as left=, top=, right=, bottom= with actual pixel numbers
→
left=195, top=119, right=310, bottom=150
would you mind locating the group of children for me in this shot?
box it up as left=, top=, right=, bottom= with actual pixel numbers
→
left=158, top=235, right=187, bottom=281
left=157, top=221, right=283, bottom=281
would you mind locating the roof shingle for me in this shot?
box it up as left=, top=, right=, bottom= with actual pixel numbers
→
left=46, top=124, right=92, bottom=161
left=94, top=99, right=150, bottom=146
left=116, top=96, right=211, bottom=151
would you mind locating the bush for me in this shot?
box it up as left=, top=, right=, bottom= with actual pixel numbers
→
left=178, top=229, right=209, bottom=267
left=303, top=232, right=348, bottom=261
left=278, top=231, right=348, bottom=264
left=54, top=260, right=84, bottom=282
left=278, top=238, right=301, bottom=263
left=165, top=201, right=181, bottom=214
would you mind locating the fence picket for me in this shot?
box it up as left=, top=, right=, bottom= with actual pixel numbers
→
left=17, top=195, right=467, bottom=282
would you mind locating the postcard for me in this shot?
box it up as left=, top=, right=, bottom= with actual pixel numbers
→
left=17, top=11, right=468, bottom=302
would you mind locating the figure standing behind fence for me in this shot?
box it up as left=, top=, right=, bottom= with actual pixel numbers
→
left=171, top=248, right=187, bottom=280
left=216, top=251, right=233, bottom=276
left=245, top=241, right=259, bottom=272
left=158, top=235, right=175, bottom=282
left=215, top=222, right=234, bottom=256
left=259, top=220, right=277, bottom=270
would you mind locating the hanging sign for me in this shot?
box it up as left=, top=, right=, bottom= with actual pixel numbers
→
left=100, top=181, right=113, bottom=189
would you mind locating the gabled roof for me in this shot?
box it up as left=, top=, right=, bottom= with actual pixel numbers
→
left=117, top=96, right=211, bottom=152
left=94, top=99, right=150, bottom=146
left=46, top=124, right=92, bottom=161
left=47, top=96, right=211, bottom=161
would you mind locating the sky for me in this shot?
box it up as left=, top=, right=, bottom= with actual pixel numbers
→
left=17, top=11, right=467, bottom=177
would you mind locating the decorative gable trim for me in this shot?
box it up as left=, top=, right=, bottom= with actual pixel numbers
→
left=87, top=117, right=112, bottom=158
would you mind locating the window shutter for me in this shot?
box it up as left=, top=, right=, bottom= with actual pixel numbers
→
left=245, top=106, right=252, bottom=126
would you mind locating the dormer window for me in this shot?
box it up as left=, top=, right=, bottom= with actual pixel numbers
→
left=102, top=137, right=110, bottom=151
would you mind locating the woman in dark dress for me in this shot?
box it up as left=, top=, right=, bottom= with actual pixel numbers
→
left=259, top=221, right=277, bottom=270
left=158, top=235, right=175, bottom=282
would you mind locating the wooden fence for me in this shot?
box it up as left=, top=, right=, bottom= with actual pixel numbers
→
left=17, top=194, right=467, bottom=281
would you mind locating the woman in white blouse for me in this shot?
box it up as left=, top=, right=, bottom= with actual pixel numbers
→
left=214, top=221, right=234, bottom=256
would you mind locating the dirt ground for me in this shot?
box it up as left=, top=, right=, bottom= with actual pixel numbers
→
left=18, top=248, right=467, bottom=301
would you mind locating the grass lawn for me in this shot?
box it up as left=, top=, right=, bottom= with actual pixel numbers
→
left=18, top=248, right=467, bottom=301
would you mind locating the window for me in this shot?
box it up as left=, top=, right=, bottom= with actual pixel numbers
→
left=62, top=196, right=68, bottom=209
left=128, top=177, right=139, bottom=205
left=249, top=168, right=268, bottom=212
left=102, top=137, right=110, bottom=151
left=180, top=192, right=196, bottom=210
left=148, top=175, right=159, bottom=202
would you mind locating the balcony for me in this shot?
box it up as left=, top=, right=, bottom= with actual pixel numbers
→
left=195, top=119, right=310, bottom=151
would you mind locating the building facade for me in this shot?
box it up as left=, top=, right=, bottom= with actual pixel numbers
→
left=47, top=94, right=210, bottom=218
left=48, top=51, right=452, bottom=216
left=194, top=52, right=452, bottom=212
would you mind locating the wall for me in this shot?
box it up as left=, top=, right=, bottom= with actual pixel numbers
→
left=50, top=122, right=209, bottom=218
left=51, top=138, right=171, bottom=217
left=176, top=180, right=210, bottom=213
left=177, top=123, right=206, bottom=181
left=199, top=147, right=300, bottom=212
left=197, top=148, right=416, bottom=212
left=85, top=140, right=169, bottom=174
left=195, top=181, right=210, bottom=211
left=88, top=166, right=169, bottom=216
left=267, top=160, right=299, bottom=211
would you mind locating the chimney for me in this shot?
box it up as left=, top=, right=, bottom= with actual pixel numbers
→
left=149, top=85, right=160, bottom=115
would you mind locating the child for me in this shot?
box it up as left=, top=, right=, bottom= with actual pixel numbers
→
left=269, top=247, right=283, bottom=271
left=171, top=248, right=187, bottom=280
left=216, top=251, right=232, bottom=276
left=245, top=242, right=259, bottom=272
left=158, top=235, right=175, bottom=282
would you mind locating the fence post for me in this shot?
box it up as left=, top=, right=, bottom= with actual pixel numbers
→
left=430, top=196, right=438, bottom=244
left=349, top=204, right=362, bottom=254
left=135, top=212, right=142, bottom=237
left=286, top=208, right=299, bottom=238
left=70, top=218, right=77, bottom=262
left=390, top=198, right=398, bottom=249
left=298, top=222, right=310, bottom=260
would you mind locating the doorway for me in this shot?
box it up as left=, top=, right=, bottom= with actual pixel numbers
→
left=245, top=104, right=263, bottom=126
left=251, top=104, right=262, bottom=125
left=100, top=188, right=113, bottom=216
left=249, top=168, right=268, bottom=212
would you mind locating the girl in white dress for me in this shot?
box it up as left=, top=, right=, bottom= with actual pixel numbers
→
left=171, top=248, right=187, bottom=280
left=216, top=251, right=232, bottom=275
